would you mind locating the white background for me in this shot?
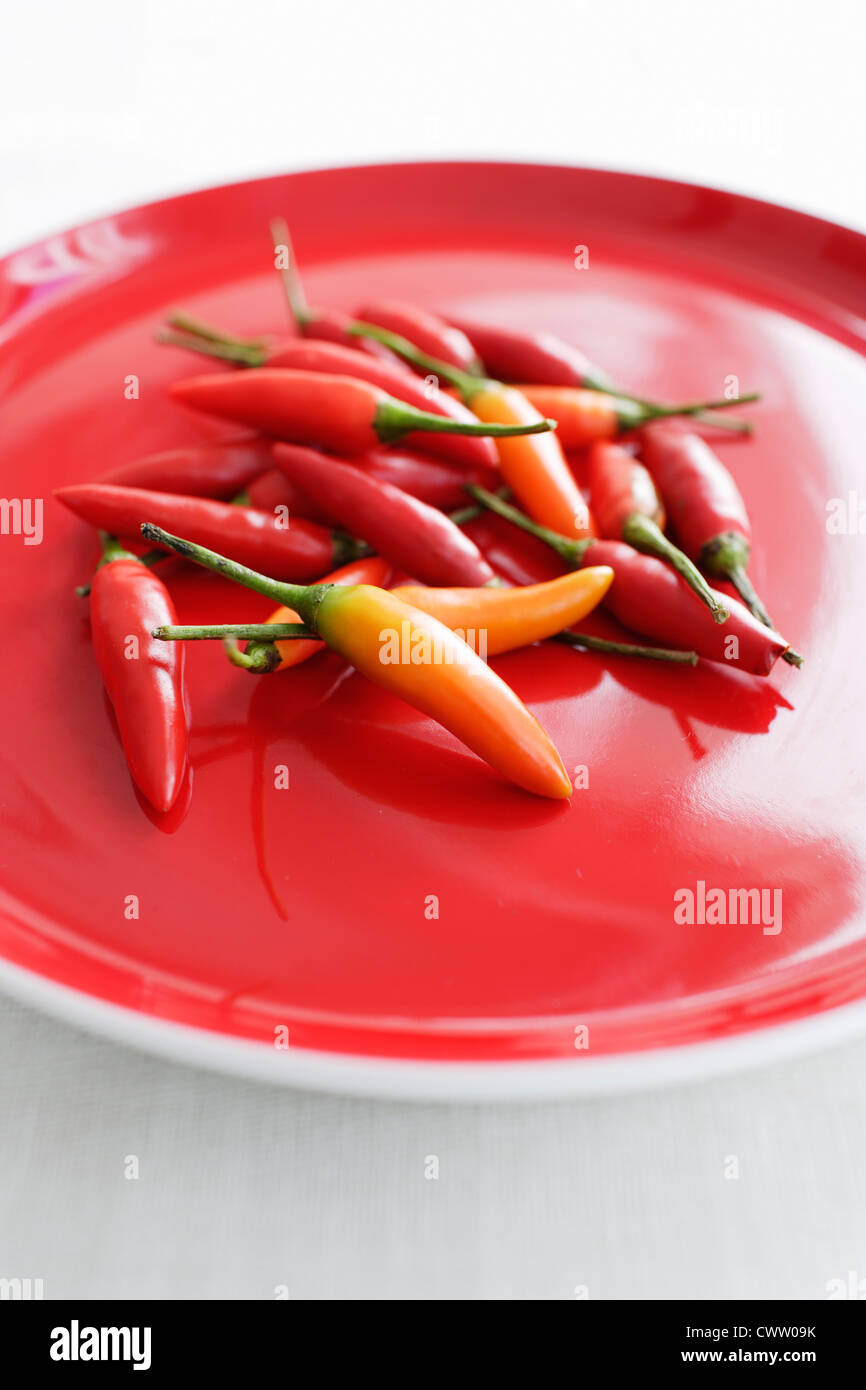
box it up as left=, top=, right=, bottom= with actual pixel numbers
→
left=2, top=0, right=865, bottom=1300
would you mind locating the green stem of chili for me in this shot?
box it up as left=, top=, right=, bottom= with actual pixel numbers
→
left=621, top=513, right=729, bottom=624
left=153, top=622, right=314, bottom=641
left=464, top=485, right=593, bottom=567
left=615, top=393, right=761, bottom=431
left=140, top=522, right=329, bottom=631
left=157, top=328, right=266, bottom=366
left=167, top=310, right=270, bottom=352
left=76, top=540, right=166, bottom=596
left=555, top=631, right=698, bottom=665
left=724, top=564, right=775, bottom=630
left=270, top=217, right=312, bottom=329
left=97, top=532, right=138, bottom=565
left=372, top=399, right=556, bottom=443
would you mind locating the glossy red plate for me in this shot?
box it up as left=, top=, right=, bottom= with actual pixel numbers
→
left=2, top=162, right=866, bottom=1099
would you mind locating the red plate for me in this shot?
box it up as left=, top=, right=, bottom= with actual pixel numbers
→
left=2, top=162, right=866, bottom=1098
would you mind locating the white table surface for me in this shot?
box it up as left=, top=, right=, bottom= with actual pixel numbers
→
left=2, top=0, right=865, bottom=1301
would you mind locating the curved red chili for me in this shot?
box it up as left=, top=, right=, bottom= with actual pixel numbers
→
left=588, top=443, right=665, bottom=536
left=588, top=441, right=728, bottom=624
left=56, top=484, right=354, bottom=581
left=89, top=537, right=189, bottom=811
left=96, top=435, right=272, bottom=498
left=272, top=443, right=496, bottom=587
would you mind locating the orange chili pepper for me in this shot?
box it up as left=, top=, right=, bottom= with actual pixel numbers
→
left=515, top=386, right=629, bottom=448
left=480, top=386, right=750, bottom=450
left=463, top=382, right=594, bottom=539
left=144, top=524, right=572, bottom=801
left=515, top=386, right=750, bottom=450
left=392, top=567, right=613, bottom=656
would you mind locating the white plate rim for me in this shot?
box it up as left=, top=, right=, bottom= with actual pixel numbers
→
left=3, top=953, right=866, bottom=1100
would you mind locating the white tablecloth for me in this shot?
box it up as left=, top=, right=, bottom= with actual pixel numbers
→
left=3, top=999, right=866, bottom=1299
left=2, top=0, right=864, bottom=1300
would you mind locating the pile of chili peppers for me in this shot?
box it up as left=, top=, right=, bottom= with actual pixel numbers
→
left=58, top=222, right=803, bottom=812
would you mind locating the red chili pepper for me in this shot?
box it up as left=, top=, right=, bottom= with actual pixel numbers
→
left=56, top=484, right=355, bottom=581
left=467, top=488, right=795, bottom=676
left=245, top=468, right=336, bottom=527
left=447, top=318, right=757, bottom=434
left=89, top=536, right=188, bottom=811
left=272, top=443, right=496, bottom=587
left=356, top=448, right=497, bottom=511
left=160, top=328, right=499, bottom=473
left=354, top=300, right=483, bottom=374
left=248, top=447, right=496, bottom=523
left=587, top=441, right=728, bottom=623
left=637, top=422, right=800, bottom=663
left=169, top=369, right=552, bottom=454
left=581, top=543, right=785, bottom=674
left=268, top=221, right=479, bottom=372
left=449, top=317, right=619, bottom=393
left=96, top=435, right=272, bottom=498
